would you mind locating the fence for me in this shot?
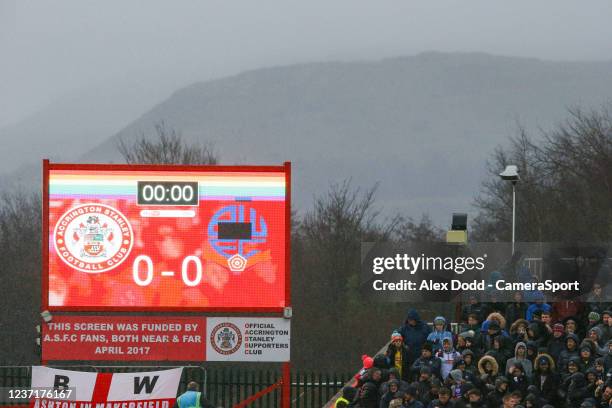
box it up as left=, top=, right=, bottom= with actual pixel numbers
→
left=0, top=366, right=350, bottom=408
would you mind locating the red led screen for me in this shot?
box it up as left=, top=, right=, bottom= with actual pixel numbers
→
left=43, top=162, right=290, bottom=311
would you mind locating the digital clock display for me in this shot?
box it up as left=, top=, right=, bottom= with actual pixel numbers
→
left=137, top=181, right=199, bottom=206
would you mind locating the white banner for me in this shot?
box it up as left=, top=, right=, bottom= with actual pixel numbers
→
left=30, top=366, right=183, bottom=407
left=206, top=317, right=290, bottom=362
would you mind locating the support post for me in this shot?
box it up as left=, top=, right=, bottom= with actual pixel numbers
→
left=282, top=362, right=291, bottom=408
left=512, top=182, right=516, bottom=255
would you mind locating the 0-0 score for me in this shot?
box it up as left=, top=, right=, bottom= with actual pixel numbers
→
left=133, top=255, right=203, bottom=287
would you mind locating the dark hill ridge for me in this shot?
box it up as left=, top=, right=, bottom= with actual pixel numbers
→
left=16, top=53, right=612, bottom=222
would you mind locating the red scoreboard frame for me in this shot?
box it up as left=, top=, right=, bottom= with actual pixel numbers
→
left=42, top=160, right=291, bottom=313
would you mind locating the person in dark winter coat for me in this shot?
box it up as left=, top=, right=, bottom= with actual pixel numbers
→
left=604, top=340, right=612, bottom=372
left=402, top=386, right=425, bottom=408
left=546, top=323, right=565, bottom=361
left=532, top=353, right=559, bottom=405
left=558, top=333, right=580, bottom=372
left=386, top=331, right=412, bottom=381
left=412, top=344, right=442, bottom=381
left=527, top=320, right=550, bottom=349
left=335, top=386, right=358, bottom=407
left=565, top=372, right=591, bottom=407
left=578, top=344, right=595, bottom=371
left=458, top=388, right=488, bottom=408
left=400, top=309, right=433, bottom=363
left=427, top=386, right=455, bottom=408
left=507, top=362, right=529, bottom=395
left=485, top=376, right=508, bottom=408
left=509, top=319, right=530, bottom=344
left=412, top=367, right=433, bottom=404
left=356, top=381, right=380, bottom=408
left=380, top=380, right=401, bottom=408
left=477, top=355, right=499, bottom=392
left=381, top=368, right=411, bottom=395
left=506, top=292, right=528, bottom=326
left=461, top=350, right=478, bottom=377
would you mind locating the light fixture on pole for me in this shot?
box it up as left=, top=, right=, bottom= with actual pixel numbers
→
left=499, top=165, right=519, bottom=254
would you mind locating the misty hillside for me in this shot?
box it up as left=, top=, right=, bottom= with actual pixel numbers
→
left=11, top=52, right=612, bottom=224
left=0, top=76, right=182, bottom=183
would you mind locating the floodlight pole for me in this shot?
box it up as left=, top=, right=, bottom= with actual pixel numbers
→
left=512, top=181, right=516, bottom=255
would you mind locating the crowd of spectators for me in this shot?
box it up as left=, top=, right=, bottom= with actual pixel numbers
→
left=334, top=286, right=612, bottom=407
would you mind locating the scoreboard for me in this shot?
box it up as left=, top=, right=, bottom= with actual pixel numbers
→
left=42, top=161, right=290, bottom=312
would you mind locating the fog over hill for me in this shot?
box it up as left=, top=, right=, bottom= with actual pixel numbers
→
left=5, top=52, right=612, bottom=224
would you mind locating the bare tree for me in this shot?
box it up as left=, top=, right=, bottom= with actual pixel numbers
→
left=473, top=106, right=612, bottom=242
left=117, top=121, right=218, bottom=165
left=0, top=191, right=41, bottom=364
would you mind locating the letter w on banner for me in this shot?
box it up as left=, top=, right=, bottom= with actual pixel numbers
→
left=30, top=367, right=183, bottom=408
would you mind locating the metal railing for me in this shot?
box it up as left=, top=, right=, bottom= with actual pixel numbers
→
left=0, top=366, right=349, bottom=408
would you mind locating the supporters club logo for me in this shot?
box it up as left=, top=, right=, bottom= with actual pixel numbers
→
left=53, top=204, right=133, bottom=273
left=210, top=323, right=242, bottom=355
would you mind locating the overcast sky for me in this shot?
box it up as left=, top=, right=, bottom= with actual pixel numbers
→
left=1, top=0, right=612, bottom=128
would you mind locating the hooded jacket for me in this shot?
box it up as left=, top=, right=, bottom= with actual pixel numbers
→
left=558, top=333, right=580, bottom=372
left=566, top=372, right=590, bottom=406
left=356, top=382, right=380, bottom=408
left=485, top=376, right=508, bottom=408
left=509, top=319, right=530, bottom=343
left=379, top=380, right=399, bottom=408
left=437, top=336, right=461, bottom=379
left=505, top=341, right=533, bottom=378
left=399, top=309, right=432, bottom=362
left=427, top=316, right=453, bottom=351
left=527, top=320, right=551, bottom=348
left=546, top=332, right=566, bottom=361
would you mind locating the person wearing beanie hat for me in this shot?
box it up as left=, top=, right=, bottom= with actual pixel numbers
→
left=589, top=311, right=601, bottom=324
left=533, top=352, right=559, bottom=405
left=547, top=322, right=566, bottom=361
left=363, top=354, right=374, bottom=369
left=334, top=386, right=357, bottom=407
left=385, top=330, right=410, bottom=381
left=448, top=369, right=465, bottom=400
left=449, top=369, right=463, bottom=383
left=353, top=354, right=374, bottom=387
left=413, top=366, right=433, bottom=406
